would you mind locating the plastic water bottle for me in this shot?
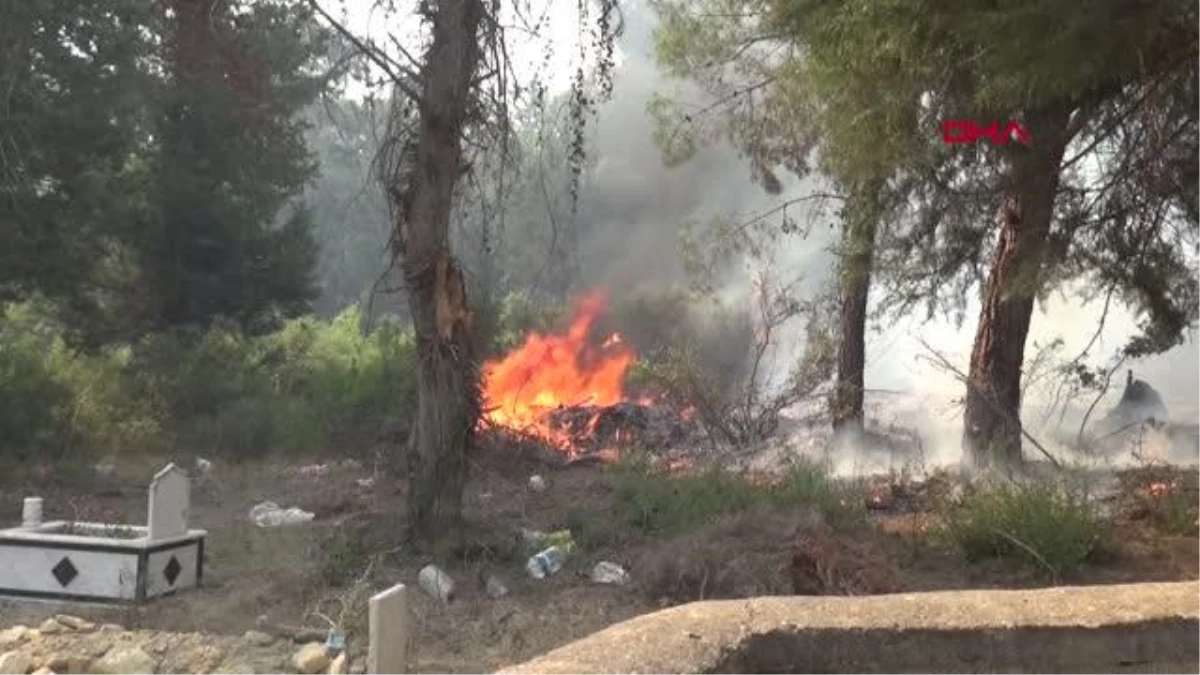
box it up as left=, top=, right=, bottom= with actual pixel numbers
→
left=525, top=545, right=570, bottom=579
left=418, top=564, right=455, bottom=602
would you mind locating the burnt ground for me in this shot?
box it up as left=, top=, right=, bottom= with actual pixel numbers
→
left=0, top=443, right=1197, bottom=674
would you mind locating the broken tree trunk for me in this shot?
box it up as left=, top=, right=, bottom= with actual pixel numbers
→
left=962, top=105, right=1072, bottom=469
left=832, top=178, right=883, bottom=432
left=387, top=0, right=485, bottom=545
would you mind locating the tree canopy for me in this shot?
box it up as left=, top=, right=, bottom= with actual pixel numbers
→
left=0, top=0, right=340, bottom=343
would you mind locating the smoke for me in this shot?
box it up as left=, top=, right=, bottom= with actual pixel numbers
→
left=565, top=0, right=1199, bottom=468
left=573, top=1, right=835, bottom=291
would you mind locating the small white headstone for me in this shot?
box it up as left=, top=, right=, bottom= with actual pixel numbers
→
left=147, top=463, right=190, bottom=541
left=368, top=584, right=409, bottom=674
left=22, top=497, right=43, bottom=528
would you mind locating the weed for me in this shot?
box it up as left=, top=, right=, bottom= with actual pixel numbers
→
left=312, top=524, right=377, bottom=588
left=936, top=476, right=1106, bottom=580
left=613, top=456, right=861, bottom=535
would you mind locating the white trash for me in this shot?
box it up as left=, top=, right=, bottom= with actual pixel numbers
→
left=249, top=501, right=315, bottom=527
left=525, top=545, right=570, bottom=579
left=418, top=564, right=455, bottom=602
left=591, top=561, right=629, bottom=585
left=528, top=475, right=547, bottom=493
left=94, top=462, right=118, bottom=478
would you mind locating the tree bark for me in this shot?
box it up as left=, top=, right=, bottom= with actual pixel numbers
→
left=387, top=0, right=485, bottom=545
left=962, top=106, right=1072, bottom=469
left=832, top=179, right=883, bottom=432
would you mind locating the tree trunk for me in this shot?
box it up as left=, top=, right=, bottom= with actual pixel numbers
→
left=962, top=106, right=1072, bottom=469
left=832, top=179, right=883, bottom=432
left=387, top=0, right=484, bottom=545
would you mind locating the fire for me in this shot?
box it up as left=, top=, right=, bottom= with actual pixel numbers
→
left=480, top=291, right=638, bottom=455
left=1146, top=480, right=1179, bottom=499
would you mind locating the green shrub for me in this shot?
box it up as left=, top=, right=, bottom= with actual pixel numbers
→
left=0, top=301, right=419, bottom=465
left=937, top=477, right=1106, bottom=580
left=0, top=303, right=76, bottom=461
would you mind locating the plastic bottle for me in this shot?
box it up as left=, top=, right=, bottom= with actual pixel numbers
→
left=525, top=545, right=571, bottom=579
left=418, top=564, right=455, bottom=602
left=590, top=561, right=629, bottom=585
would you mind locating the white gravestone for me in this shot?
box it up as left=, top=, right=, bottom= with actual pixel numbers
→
left=147, top=463, right=190, bottom=541
left=368, top=584, right=409, bottom=674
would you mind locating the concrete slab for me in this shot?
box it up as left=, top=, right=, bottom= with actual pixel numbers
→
left=499, top=581, right=1200, bottom=674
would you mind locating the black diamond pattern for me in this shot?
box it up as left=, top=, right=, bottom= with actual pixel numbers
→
left=163, top=556, right=182, bottom=586
left=51, top=556, right=79, bottom=587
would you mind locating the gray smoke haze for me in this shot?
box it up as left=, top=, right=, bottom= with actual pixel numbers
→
left=564, top=1, right=1199, bottom=469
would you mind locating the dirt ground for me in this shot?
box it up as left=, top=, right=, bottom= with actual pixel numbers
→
left=1, top=444, right=1197, bottom=674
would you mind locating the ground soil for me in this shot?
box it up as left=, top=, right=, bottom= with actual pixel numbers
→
left=0, top=444, right=1196, bottom=674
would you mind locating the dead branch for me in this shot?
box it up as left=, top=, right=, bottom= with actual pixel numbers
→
left=305, top=0, right=423, bottom=102
left=1076, top=354, right=1128, bottom=446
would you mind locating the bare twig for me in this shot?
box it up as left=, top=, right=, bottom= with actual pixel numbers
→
left=305, top=0, right=423, bottom=102
left=1076, top=355, right=1128, bottom=445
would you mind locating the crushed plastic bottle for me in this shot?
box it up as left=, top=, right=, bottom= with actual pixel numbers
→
left=590, top=561, right=630, bottom=585
left=525, top=545, right=571, bottom=579
left=418, top=564, right=455, bottom=602
left=325, top=630, right=346, bottom=654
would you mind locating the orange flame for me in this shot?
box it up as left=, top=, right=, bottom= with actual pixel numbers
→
left=481, top=291, right=637, bottom=455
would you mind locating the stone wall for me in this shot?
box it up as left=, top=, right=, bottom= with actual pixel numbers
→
left=499, top=582, right=1200, bottom=674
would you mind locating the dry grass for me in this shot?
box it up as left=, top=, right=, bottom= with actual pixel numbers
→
left=633, top=507, right=805, bottom=603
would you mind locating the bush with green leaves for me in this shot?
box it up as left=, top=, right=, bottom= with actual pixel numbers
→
left=937, top=476, right=1107, bottom=580
left=0, top=303, right=77, bottom=463
left=0, top=301, right=418, bottom=464
left=490, top=290, right=565, bottom=354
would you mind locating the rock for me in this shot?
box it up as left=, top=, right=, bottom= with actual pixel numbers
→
left=242, top=630, right=274, bottom=647
left=293, top=643, right=330, bottom=675
left=0, top=627, right=28, bottom=649
left=32, top=668, right=55, bottom=675
left=37, top=619, right=66, bottom=635
left=177, top=645, right=225, bottom=674
left=327, top=653, right=347, bottom=675
left=52, top=615, right=94, bottom=632
left=92, top=646, right=157, bottom=674
left=98, top=625, right=123, bottom=633
left=0, top=651, right=32, bottom=675
left=43, top=654, right=92, bottom=673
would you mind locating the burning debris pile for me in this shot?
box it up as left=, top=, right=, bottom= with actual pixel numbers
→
left=480, top=291, right=695, bottom=460
left=547, top=401, right=691, bottom=454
